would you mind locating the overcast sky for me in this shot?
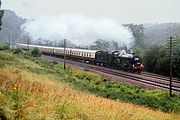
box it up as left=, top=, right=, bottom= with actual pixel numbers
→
left=2, top=0, right=180, bottom=24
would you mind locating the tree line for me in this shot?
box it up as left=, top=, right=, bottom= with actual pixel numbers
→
left=126, top=24, right=180, bottom=78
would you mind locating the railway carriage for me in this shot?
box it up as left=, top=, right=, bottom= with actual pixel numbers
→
left=40, top=46, right=54, bottom=55
left=70, top=48, right=97, bottom=63
left=54, top=47, right=64, bottom=56
left=16, top=43, right=29, bottom=50
left=54, top=47, right=71, bottom=57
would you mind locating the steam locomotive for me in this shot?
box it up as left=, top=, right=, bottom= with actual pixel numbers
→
left=17, top=43, right=144, bottom=73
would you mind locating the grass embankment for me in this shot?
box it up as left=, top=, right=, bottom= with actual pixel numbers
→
left=0, top=50, right=180, bottom=119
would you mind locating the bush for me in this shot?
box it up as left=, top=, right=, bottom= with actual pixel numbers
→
left=0, top=44, right=10, bottom=50
left=31, top=48, right=41, bottom=57
left=66, top=68, right=180, bottom=113
left=12, top=48, right=23, bottom=54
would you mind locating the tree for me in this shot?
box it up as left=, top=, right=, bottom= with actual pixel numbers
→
left=143, top=45, right=170, bottom=76
left=124, top=24, right=145, bottom=49
left=173, top=36, right=180, bottom=77
left=0, top=0, right=4, bottom=31
left=0, top=10, right=4, bottom=31
left=89, top=39, right=109, bottom=51
left=31, top=48, right=41, bottom=57
left=144, top=46, right=158, bottom=72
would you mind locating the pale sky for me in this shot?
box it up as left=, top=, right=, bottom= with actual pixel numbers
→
left=2, top=0, right=180, bottom=24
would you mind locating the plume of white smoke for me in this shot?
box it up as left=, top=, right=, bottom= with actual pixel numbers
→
left=22, top=15, right=134, bottom=48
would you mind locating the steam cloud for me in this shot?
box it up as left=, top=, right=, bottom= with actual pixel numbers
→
left=22, top=15, right=134, bottom=47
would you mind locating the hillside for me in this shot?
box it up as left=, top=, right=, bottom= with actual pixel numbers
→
left=0, top=9, right=180, bottom=48
left=144, top=23, right=180, bottom=44
left=0, top=49, right=180, bottom=119
left=0, top=10, right=26, bottom=45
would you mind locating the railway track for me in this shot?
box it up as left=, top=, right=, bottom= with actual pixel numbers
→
left=141, top=72, right=180, bottom=84
left=42, top=55, right=180, bottom=93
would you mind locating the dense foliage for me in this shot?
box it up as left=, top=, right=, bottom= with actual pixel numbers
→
left=30, top=48, right=41, bottom=57
left=143, top=37, right=180, bottom=78
left=12, top=48, right=23, bottom=54
left=0, top=10, right=4, bottom=31
left=0, top=44, right=10, bottom=50
left=173, top=44, right=180, bottom=77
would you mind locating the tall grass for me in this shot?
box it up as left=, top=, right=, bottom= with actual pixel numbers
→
left=0, top=68, right=180, bottom=120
